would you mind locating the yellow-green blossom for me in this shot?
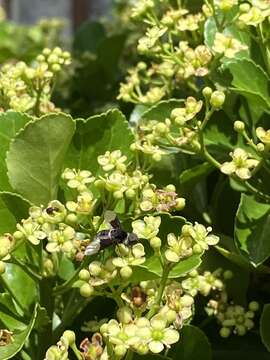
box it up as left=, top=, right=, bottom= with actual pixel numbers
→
left=220, top=148, right=259, bottom=179
left=132, top=216, right=161, bottom=240
left=212, top=33, right=247, bottom=58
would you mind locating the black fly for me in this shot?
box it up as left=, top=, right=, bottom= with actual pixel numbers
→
left=84, top=212, right=138, bottom=256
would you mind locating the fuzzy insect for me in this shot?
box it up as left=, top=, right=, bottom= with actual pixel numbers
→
left=84, top=212, right=138, bottom=256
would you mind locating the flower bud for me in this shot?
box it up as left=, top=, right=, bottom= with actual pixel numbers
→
left=113, top=191, right=124, bottom=199
left=193, top=244, right=203, bottom=254
left=79, top=269, right=90, bottom=281
left=89, top=262, right=102, bottom=276
left=249, top=301, right=259, bottom=312
left=234, top=121, right=245, bottom=132
left=175, top=198, right=186, bottom=210
left=94, top=179, right=105, bottom=189
left=150, top=236, right=161, bottom=249
left=220, top=327, right=231, bottom=338
left=80, top=283, right=94, bottom=298
left=202, top=87, right=213, bottom=99
left=257, top=143, right=265, bottom=152
left=165, top=184, right=176, bottom=192
left=0, top=261, right=6, bottom=274
left=223, top=270, right=233, bottom=280
left=66, top=213, right=78, bottom=224
left=13, top=231, right=24, bottom=240
left=235, top=325, right=246, bottom=336
left=152, top=153, right=162, bottom=162
left=114, top=345, right=127, bottom=357
left=210, top=91, right=225, bottom=108
left=239, top=3, right=250, bottom=12
left=120, top=266, right=133, bottom=279
left=155, top=122, right=168, bottom=134
left=166, top=309, right=177, bottom=323
left=125, top=189, right=136, bottom=199
left=63, top=330, right=76, bottom=345
left=117, top=307, right=133, bottom=324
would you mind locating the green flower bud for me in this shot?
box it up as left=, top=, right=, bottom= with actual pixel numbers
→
left=0, top=261, right=6, bottom=274
left=100, top=323, right=108, bottom=335
left=244, top=318, right=254, bottom=329
left=125, top=189, right=136, bottom=199
left=89, top=262, right=102, bottom=276
left=257, top=143, right=265, bottom=152
left=220, top=327, right=231, bottom=338
left=235, top=324, right=246, bottom=336
left=239, top=3, right=250, bottom=12
left=152, top=153, right=162, bottom=162
left=202, top=87, right=213, bottom=98
left=66, top=213, right=78, bottom=224
left=166, top=309, right=177, bottom=323
left=63, top=330, right=76, bottom=345
left=137, top=62, right=147, bottom=70
left=114, top=345, right=127, bottom=357
left=117, top=306, right=133, bottom=324
left=80, top=283, right=94, bottom=298
left=95, top=179, right=105, bottom=189
left=79, top=269, right=90, bottom=281
left=210, top=91, right=225, bottom=108
left=249, top=301, right=259, bottom=312
left=223, top=270, right=233, bottom=280
left=155, top=122, right=168, bottom=134
left=193, top=243, right=203, bottom=254
left=234, top=121, right=245, bottom=132
left=175, top=198, right=186, bottom=210
left=150, top=236, right=161, bottom=249
left=120, top=266, right=133, bottom=279
left=13, top=231, right=24, bottom=240
left=113, top=190, right=124, bottom=199
left=51, top=63, right=61, bottom=72
left=165, top=184, right=176, bottom=192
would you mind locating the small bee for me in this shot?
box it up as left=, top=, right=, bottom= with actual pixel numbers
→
left=46, top=207, right=59, bottom=215
left=84, top=211, right=138, bottom=256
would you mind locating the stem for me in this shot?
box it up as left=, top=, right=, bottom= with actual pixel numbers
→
left=125, top=350, right=134, bottom=360
left=147, top=264, right=171, bottom=319
left=70, top=343, right=83, bottom=360
left=53, top=257, right=89, bottom=295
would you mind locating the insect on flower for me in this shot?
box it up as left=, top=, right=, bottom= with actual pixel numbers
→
left=85, top=211, right=139, bottom=256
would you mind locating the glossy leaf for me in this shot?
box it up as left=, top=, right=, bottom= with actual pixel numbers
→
left=142, top=99, right=184, bottom=121
left=6, top=113, right=75, bottom=205
left=260, top=304, right=270, bottom=352
left=235, top=194, right=270, bottom=266
left=73, top=21, right=106, bottom=53
left=180, top=163, right=214, bottom=186
left=0, top=303, right=38, bottom=360
left=65, top=109, right=134, bottom=172
left=168, top=325, right=212, bottom=360
left=0, top=111, right=31, bottom=191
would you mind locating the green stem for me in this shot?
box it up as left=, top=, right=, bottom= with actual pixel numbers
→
left=125, top=350, right=134, bottom=360
left=147, top=264, right=171, bottom=319
left=70, top=343, right=83, bottom=360
left=53, top=257, right=89, bottom=295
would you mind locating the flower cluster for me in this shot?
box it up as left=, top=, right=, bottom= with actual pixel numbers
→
left=165, top=223, right=219, bottom=262
left=182, top=269, right=224, bottom=297
left=207, top=295, right=260, bottom=337
left=212, top=33, right=248, bottom=58
left=0, top=47, right=71, bottom=114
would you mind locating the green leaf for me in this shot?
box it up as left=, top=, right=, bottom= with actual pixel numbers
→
left=223, top=58, right=270, bottom=117
left=6, top=113, right=75, bottom=206
left=73, top=21, right=106, bottom=53
left=0, top=293, right=25, bottom=330
left=260, top=304, right=270, bottom=352
left=65, top=109, right=134, bottom=172
left=139, top=254, right=201, bottom=278
left=168, top=325, right=212, bottom=360
left=180, top=163, right=214, bottom=186
left=235, top=194, right=270, bottom=266
left=2, top=263, right=38, bottom=312
left=0, top=303, right=38, bottom=360
left=142, top=99, right=184, bottom=121
left=0, top=192, right=31, bottom=222
left=0, top=111, right=31, bottom=191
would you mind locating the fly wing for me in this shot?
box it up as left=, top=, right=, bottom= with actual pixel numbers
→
left=84, top=237, right=101, bottom=256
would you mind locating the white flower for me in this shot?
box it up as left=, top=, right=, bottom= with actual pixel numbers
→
left=62, top=168, right=95, bottom=191
left=98, top=150, right=127, bottom=172
left=165, top=233, right=193, bottom=262
left=132, top=216, right=161, bottom=240
left=220, top=148, right=259, bottom=179
left=213, top=33, right=247, bottom=58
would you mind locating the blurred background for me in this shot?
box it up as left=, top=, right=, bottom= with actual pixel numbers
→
left=0, top=0, right=111, bottom=31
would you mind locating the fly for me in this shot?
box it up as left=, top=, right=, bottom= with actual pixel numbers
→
left=84, top=211, right=138, bottom=256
